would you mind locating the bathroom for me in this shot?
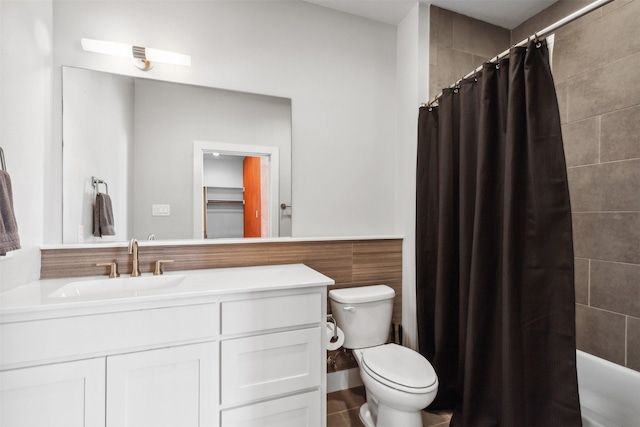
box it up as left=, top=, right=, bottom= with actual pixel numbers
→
left=1, top=0, right=638, bottom=426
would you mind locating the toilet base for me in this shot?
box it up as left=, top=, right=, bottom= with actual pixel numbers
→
left=359, top=401, right=424, bottom=427
left=359, top=403, right=375, bottom=427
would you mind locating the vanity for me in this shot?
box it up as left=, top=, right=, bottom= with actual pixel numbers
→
left=0, top=264, right=333, bottom=427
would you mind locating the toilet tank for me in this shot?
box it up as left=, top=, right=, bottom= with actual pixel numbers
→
left=329, top=285, right=395, bottom=349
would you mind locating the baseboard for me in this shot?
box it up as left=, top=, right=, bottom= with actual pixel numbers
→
left=327, top=367, right=363, bottom=393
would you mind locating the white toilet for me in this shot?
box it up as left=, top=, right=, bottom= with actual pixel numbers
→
left=329, top=285, right=438, bottom=427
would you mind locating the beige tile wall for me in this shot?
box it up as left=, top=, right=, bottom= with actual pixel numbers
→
left=513, top=0, right=640, bottom=371
left=428, top=6, right=510, bottom=100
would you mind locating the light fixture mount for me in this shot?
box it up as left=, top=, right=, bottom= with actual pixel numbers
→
left=132, top=45, right=153, bottom=70
left=81, top=38, right=191, bottom=71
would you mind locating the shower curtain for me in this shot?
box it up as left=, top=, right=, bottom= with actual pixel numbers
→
left=416, top=40, right=582, bottom=426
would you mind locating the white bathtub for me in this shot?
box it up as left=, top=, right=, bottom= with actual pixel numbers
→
left=576, top=350, right=640, bottom=427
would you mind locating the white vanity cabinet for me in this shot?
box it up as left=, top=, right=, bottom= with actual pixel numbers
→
left=0, top=343, right=217, bottom=427
left=0, top=303, right=219, bottom=427
left=0, top=264, right=332, bottom=427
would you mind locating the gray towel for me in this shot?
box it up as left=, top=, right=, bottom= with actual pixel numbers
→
left=93, top=192, right=115, bottom=237
left=0, top=170, right=21, bottom=255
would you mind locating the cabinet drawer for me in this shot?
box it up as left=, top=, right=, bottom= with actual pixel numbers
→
left=220, top=292, right=321, bottom=335
left=221, top=389, right=321, bottom=427
left=221, top=327, right=321, bottom=406
left=1, top=304, right=217, bottom=369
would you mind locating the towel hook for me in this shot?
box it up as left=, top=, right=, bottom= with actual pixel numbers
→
left=0, top=147, right=6, bottom=171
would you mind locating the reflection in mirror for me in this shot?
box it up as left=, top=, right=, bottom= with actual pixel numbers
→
left=193, top=141, right=279, bottom=239
left=62, top=67, right=292, bottom=243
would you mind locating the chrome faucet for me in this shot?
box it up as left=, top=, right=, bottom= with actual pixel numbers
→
left=128, top=238, right=141, bottom=277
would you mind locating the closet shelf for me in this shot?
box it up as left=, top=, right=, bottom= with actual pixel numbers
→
left=208, top=186, right=244, bottom=191
left=207, top=200, right=245, bottom=205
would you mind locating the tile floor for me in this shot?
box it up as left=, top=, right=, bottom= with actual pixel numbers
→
left=327, top=386, right=452, bottom=427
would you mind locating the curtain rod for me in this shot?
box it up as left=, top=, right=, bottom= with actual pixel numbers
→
left=422, top=0, right=614, bottom=107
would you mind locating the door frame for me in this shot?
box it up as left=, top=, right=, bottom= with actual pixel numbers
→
left=193, top=140, right=279, bottom=239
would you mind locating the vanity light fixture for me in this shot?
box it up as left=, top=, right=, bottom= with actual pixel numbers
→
left=80, top=38, right=191, bottom=71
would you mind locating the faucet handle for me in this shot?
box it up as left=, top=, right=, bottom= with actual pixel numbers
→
left=153, top=260, right=174, bottom=275
left=97, top=262, right=120, bottom=278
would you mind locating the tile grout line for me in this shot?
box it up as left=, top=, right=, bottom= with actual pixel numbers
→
left=561, top=96, right=640, bottom=127
left=625, top=316, right=628, bottom=367
left=327, top=406, right=361, bottom=417
left=574, top=257, right=640, bottom=267
left=587, top=259, right=591, bottom=307
left=338, top=407, right=361, bottom=427
left=567, top=156, right=640, bottom=169
left=572, top=211, right=640, bottom=214
left=597, top=114, right=601, bottom=165
left=576, top=302, right=630, bottom=318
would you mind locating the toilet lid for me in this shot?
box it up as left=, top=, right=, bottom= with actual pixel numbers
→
left=362, top=344, right=437, bottom=393
left=329, top=285, right=395, bottom=303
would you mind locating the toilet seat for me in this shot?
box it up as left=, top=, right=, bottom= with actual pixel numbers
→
left=361, top=344, right=437, bottom=394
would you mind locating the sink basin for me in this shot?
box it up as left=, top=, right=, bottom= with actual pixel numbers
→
left=48, top=275, right=187, bottom=299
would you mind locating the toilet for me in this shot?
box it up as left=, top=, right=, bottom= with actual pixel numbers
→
left=329, top=285, right=438, bottom=427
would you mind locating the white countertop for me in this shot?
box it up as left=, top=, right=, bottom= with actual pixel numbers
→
left=0, top=264, right=334, bottom=323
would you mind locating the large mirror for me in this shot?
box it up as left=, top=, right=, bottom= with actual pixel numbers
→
left=62, top=66, right=292, bottom=243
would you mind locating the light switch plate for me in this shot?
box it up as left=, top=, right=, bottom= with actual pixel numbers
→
left=152, top=204, right=171, bottom=216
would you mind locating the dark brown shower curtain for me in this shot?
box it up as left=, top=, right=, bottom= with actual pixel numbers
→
left=416, top=40, right=582, bottom=426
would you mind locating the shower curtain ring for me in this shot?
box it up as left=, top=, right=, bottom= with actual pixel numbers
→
left=533, top=33, right=542, bottom=48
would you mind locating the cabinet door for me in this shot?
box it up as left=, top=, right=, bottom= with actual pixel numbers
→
left=106, top=342, right=217, bottom=427
left=0, top=357, right=105, bottom=427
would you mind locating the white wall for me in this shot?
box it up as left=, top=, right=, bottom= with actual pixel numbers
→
left=62, top=67, right=134, bottom=243
left=0, top=0, right=52, bottom=290
left=203, top=156, right=244, bottom=188
left=395, top=4, right=430, bottom=349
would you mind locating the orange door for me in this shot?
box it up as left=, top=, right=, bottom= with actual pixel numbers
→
left=243, top=156, right=261, bottom=237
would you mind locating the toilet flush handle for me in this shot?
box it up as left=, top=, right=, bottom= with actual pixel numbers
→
left=343, top=306, right=356, bottom=313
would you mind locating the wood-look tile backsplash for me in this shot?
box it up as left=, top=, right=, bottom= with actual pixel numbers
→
left=40, top=238, right=403, bottom=328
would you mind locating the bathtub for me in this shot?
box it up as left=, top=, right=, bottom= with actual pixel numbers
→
left=576, top=350, right=640, bottom=427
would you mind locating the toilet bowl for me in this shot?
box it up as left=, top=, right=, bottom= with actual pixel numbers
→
left=354, top=344, right=438, bottom=427
left=329, top=285, right=439, bottom=427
